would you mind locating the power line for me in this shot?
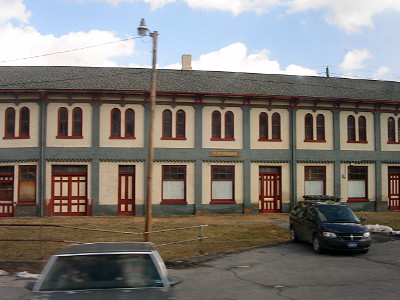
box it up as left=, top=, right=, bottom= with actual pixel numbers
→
left=0, top=37, right=136, bottom=64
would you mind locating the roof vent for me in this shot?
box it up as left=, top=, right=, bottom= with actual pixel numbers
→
left=182, top=54, right=192, bottom=71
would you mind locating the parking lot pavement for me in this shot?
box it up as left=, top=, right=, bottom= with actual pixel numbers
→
left=169, top=236, right=400, bottom=300
left=2, top=234, right=399, bottom=300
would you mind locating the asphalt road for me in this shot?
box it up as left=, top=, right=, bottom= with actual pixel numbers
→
left=2, top=234, right=399, bottom=300
left=169, top=235, right=400, bottom=300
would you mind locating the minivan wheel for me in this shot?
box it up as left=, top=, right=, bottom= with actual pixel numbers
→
left=312, top=235, right=324, bottom=254
left=359, top=249, right=369, bottom=254
left=290, top=227, right=299, bottom=243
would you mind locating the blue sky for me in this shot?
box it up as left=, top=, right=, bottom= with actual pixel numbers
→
left=1, top=0, right=399, bottom=81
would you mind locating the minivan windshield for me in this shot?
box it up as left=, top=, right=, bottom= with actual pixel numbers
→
left=316, top=205, right=359, bottom=223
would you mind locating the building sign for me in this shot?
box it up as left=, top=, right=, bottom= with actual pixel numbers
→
left=210, top=150, right=240, bottom=157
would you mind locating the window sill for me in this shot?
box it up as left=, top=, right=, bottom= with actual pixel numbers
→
left=161, top=137, right=187, bottom=140
left=3, top=136, right=30, bottom=139
left=210, top=200, right=236, bottom=204
left=387, top=141, right=400, bottom=144
left=304, top=139, right=326, bottom=143
left=109, top=136, right=136, bottom=139
left=347, top=198, right=369, bottom=202
left=210, top=138, right=235, bottom=141
left=56, top=135, right=83, bottom=139
left=258, top=138, right=282, bottom=142
left=160, top=200, right=187, bottom=205
left=347, top=141, right=368, bottom=144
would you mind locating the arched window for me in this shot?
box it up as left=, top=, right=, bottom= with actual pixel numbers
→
left=259, top=113, right=268, bottom=140
left=162, top=109, right=172, bottom=138
left=358, top=116, right=367, bottom=142
left=316, top=114, right=325, bottom=141
left=212, top=111, right=221, bottom=139
left=72, top=107, right=82, bottom=137
left=58, top=107, right=68, bottom=137
left=272, top=113, right=281, bottom=140
left=5, top=107, right=15, bottom=137
left=388, top=117, right=395, bottom=142
left=347, top=115, right=356, bottom=142
left=176, top=110, right=186, bottom=138
left=111, top=108, right=121, bottom=137
left=225, top=111, right=234, bottom=139
left=305, top=113, right=313, bottom=140
left=19, top=107, right=30, bottom=137
left=125, top=109, right=135, bottom=138
left=398, top=118, right=400, bottom=142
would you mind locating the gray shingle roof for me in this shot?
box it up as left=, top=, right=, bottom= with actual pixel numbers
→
left=0, top=66, right=399, bottom=102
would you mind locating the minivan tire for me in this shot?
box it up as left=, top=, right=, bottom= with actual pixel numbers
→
left=312, top=234, right=324, bottom=254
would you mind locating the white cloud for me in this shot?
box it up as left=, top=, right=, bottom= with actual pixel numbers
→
left=164, top=42, right=317, bottom=76
left=0, top=1, right=134, bottom=66
left=340, top=49, right=373, bottom=71
left=0, top=0, right=30, bottom=24
left=339, top=49, right=373, bottom=78
left=286, top=0, right=400, bottom=33
left=372, top=66, right=390, bottom=80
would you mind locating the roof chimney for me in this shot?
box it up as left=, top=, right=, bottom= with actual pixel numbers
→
left=181, top=54, right=192, bottom=71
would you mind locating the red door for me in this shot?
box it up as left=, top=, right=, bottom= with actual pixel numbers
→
left=0, top=167, right=14, bottom=217
left=388, top=171, right=400, bottom=210
left=51, top=166, right=88, bottom=216
left=259, top=167, right=282, bottom=213
left=118, top=166, right=135, bottom=215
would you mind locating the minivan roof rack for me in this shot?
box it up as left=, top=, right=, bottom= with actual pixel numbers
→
left=303, top=195, right=341, bottom=202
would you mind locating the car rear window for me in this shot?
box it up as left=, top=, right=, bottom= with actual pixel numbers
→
left=39, top=253, right=164, bottom=291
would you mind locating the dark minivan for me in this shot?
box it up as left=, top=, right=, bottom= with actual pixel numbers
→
left=290, top=196, right=372, bottom=254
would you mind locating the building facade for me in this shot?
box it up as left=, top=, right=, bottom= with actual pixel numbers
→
left=0, top=66, right=399, bottom=217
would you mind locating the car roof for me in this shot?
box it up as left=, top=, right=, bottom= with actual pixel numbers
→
left=55, top=242, right=156, bottom=256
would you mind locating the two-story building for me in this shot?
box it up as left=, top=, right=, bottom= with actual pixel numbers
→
left=0, top=65, right=399, bottom=217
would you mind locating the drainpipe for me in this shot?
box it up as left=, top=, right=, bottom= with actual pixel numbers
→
left=290, top=105, right=297, bottom=210
left=38, top=91, right=46, bottom=217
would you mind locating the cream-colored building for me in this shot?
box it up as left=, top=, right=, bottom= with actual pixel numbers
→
left=0, top=66, right=399, bottom=217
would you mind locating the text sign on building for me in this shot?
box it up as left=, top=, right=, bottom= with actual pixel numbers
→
left=210, top=150, right=240, bottom=157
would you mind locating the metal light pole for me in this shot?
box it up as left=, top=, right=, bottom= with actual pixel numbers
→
left=138, top=18, right=158, bottom=242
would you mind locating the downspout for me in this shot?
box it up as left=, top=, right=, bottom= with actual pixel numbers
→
left=290, top=105, right=297, bottom=210
left=38, top=91, right=46, bottom=217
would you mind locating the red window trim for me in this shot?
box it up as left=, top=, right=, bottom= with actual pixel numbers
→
left=18, top=165, right=37, bottom=205
left=304, top=166, right=326, bottom=195
left=316, top=114, right=325, bottom=141
left=161, top=165, right=187, bottom=204
left=176, top=109, right=186, bottom=139
left=57, top=135, right=83, bottom=139
left=5, top=107, right=16, bottom=138
left=348, top=166, right=368, bottom=201
left=224, top=111, right=234, bottom=139
left=57, top=107, right=68, bottom=138
left=3, top=136, right=30, bottom=140
left=259, top=112, right=268, bottom=140
left=72, top=107, right=83, bottom=137
left=125, top=109, right=135, bottom=138
left=19, top=107, right=30, bottom=138
left=109, top=136, right=136, bottom=140
left=347, top=115, right=356, bottom=142
left=347, top=140, right=368, bottom=144
left=162, top=109, right=173, bottom=139
left=272, top=112, right=281, bottom=140
left=161, top=137, right=187, bottom=140
left=110, top=108, right=121, bottom=138
left=258, top=138, right=282, bottom=142
left=347, top=198, right=369, bottom=202
left=387, top=141, right=400, bottom=144
left=358, top=116, right=367, bottom=142
left=212, top=111, right=221, bottom=139
left=210, top=165, right=235, bottom=204
left=304, top=139, right=326, bottom=143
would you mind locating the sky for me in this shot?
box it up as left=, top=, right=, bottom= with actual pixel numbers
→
left=1, top=0, right=399, bottom=82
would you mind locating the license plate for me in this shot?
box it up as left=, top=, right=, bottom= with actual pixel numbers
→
left=347, top=243, right=357, bottom=248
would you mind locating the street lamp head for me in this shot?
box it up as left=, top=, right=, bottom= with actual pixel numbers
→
left=138, top=18, right=149, bottom=36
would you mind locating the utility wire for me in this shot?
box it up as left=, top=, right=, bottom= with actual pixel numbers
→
left=0, top=37, right=136, bottom=64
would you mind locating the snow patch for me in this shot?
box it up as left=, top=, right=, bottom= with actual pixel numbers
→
left=15, top=271, right=40, bottom=280
left=366, top=224, right=400, bottom=236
